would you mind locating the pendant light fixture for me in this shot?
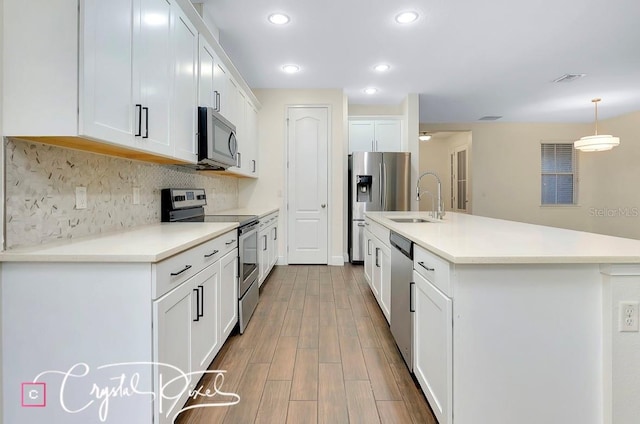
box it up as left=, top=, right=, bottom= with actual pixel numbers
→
left=574, top=98, right=620, bottom=152
left=418, top=132, right=432, bottom=141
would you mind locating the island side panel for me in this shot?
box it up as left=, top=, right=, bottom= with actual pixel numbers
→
left=601, top=265, right=640, bottom=424
left=453, top=263, right=602, bottom=424
left=2, top=262, right=153, bottom=424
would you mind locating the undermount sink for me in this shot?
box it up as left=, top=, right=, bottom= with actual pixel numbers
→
left=389, top=218, right=431, bottom=223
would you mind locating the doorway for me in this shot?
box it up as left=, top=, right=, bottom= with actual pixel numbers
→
left=286, top=106, right=329, bottom=264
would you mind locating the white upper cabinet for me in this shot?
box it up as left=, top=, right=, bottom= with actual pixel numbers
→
left=80, top=0, right=137, bottom=146
left=349, top=118, right=402, bottom=153
left=3, top=0, right=259, bottom=168
left=171, top=5, right=199, bottom=162
left=136, top=0, right=173, bottom=156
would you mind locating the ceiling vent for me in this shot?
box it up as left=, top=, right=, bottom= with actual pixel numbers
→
left=478, top=115, right=502, bottom=121
left=552, top=73, right=586, bottom=83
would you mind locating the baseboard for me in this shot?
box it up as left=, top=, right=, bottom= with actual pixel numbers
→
left=329, top=255, right=345, bottom=266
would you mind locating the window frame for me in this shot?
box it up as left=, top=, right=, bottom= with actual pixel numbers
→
left=540, top=142, right=579, bottom=206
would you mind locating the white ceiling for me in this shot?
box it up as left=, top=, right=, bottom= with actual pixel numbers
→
left=198, top=0, right=640, bottom=123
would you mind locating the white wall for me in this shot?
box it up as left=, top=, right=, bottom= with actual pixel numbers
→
left=238, top=89, right=347, bottom=265
left=348, top=103, right=404, bottom=116
left=1, top=0, right=5, bottom=417
left=422, top=113, right=640, bottom=239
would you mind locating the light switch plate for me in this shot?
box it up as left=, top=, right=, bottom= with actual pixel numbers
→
left=133, top=187, right=141, bottom=205
left=75, top=186, right=87, bottom=210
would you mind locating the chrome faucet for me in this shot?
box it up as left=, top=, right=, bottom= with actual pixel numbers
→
left=417, top=171, right=445, bottom=219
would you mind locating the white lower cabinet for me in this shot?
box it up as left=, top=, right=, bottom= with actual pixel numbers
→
left=364, top=219, right=391, bottom=323
left=153, top=277, right=194, bottom=424
left=220, top=249, right=239, bottom=340
left=413, top=269, right=453, bottom=424
left=258, top=212, right=279, bottom=286
left=364, top=228, right=374, bottom=287
left=1, top=231, right=238, bottom=424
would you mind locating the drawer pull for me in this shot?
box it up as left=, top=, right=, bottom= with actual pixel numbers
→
left=225, top=239, right=236, bottom=245
left=418, top=261, right=435, bottom=272
left=193, top=288, right=200, bottom=322
left=171, top=264, right=192, bottom=276
left=204, top=250, right=219, bottom=258
left=357, top=223, right=365, bottom=227
left=198, top=285, right=204, bottom=318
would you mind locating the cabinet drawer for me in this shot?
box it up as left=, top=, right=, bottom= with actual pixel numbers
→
left=153, top=233, right=237, bottom=299
left=194, top=230, right=237, bottom=269
left=414, top=245, right=452, bottom=297
left=365, top=218, right=390, bottom=246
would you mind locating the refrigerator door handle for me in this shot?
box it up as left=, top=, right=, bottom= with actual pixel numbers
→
left=379, top=163, right=383, bottom=208
left=382, top=162, right=387, bottom=210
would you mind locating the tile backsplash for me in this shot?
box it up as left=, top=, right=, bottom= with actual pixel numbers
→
left=5, top=139, right=238, bottom=249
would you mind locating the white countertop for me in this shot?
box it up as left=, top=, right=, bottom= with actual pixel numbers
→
left=366, top=211, right=640, bottom=264
left=0, top=222, right=238, bottom=263
left=211, top=206, right=279, bottom=219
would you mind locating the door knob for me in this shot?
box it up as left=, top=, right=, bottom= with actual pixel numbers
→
left=321, top=204, right=326, bottom=208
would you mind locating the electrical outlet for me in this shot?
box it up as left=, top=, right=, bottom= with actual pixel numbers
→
left=75, top=186, right=87, bottom=210
left=133, top=187, right=141, bottom=205
left=619, top=301, right=639, bottom=332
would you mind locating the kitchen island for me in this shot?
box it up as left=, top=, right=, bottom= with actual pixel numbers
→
left=365, top=211, right=640, bottom=424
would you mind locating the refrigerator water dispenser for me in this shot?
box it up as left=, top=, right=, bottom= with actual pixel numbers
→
left=356, top=175, right=372, bottom=202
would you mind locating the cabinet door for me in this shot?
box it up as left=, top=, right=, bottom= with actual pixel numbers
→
left=198, top=36, right=216, bottom=109
left=379, top=242, right=391, bottom=322
left=371, top=239, right=382, bottom=300
left=213, top=61, right=229, bottom=117
left=374, top=120, right=402, bottom=152
left=363, top=229, right=373, bottom=286
left=270, top=222, right=278, bottom=268
left=137, top=0, right=172, bottom=155
left=220, top=249, right=239, bottom=340
left=190, top=262, right=220, bottom=376
left=413, top=270, right=453, bottom=424
left=171, top=5, right=198, bottom=163
left=153, top=279, right=193, bottom=424
left=349, top=120, right=375, bottom=152
left=246, top=100, right=259, bottom=176
left=258, top=226, right=269, bottom=286
left=80, top=0, right=136, bottom=146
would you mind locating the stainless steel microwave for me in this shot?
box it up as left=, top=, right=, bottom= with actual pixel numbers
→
left=197, top=106, right=238, bottom=169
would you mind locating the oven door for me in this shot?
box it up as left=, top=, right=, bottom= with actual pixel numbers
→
left=238, top=221, right=259, bottom=297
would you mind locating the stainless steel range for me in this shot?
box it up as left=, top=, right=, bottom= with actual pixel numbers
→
left=161, top=188, right=259, bottom=333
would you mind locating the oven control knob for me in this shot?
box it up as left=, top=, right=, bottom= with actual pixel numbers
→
left=197, top=194, right=206, bottom=200
left=174, top=195, right=186, bottom=201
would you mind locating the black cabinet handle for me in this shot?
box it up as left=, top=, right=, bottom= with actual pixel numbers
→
left=263, top=234, right=268, bottom=251
left=170, top=264, right=192, bottom=276
left=204, top=249, right=219, bottom=258
left=252, top=160, right=256, bottom=173
left=135, top=104, right=142, bottom=136
left=375, top=248, right=380, bottom=267
left=193, top=288, right=200, bottom=321
left=215, top=91, right=221, bottom=112
left=273, top=227, right=277, bottom=241
left=237, top=152, right=242, bottom=167
left=225, top=239, right=236, bottom=245
left=142, top=107, right=149, bottom=138
left=198, top=285, right=204, bottom=318
left=418, top=261, right=435, bottom=272
left=410, top=282, right=415, bottom=312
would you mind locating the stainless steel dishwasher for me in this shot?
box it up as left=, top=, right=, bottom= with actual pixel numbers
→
left=390, top=231, right=414, bottom=371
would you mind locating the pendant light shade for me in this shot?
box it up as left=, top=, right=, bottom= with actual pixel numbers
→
left=574, top=98, right=620, bottom=152
left=418, top=132, right=432, bottom=141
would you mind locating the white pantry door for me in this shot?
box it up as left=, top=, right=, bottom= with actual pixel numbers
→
left=287, top=107, right=329, bottom=264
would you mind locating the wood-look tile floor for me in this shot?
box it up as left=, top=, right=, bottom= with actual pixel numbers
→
left=176, top=264, right=437, bottom=424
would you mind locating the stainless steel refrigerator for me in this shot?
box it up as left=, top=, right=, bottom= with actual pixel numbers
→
left=348, top=152, right=411, bottom=262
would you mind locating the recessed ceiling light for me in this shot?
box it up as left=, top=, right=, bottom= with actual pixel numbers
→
left=374, top=64, right=390, bottom=72
left=395, top=11, right=419, bottom=24
left=364, top=87, right=378, bottom=95
left=282, top=64, right=300, bottom=74
left=268, top=13, right=290, bottom=25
